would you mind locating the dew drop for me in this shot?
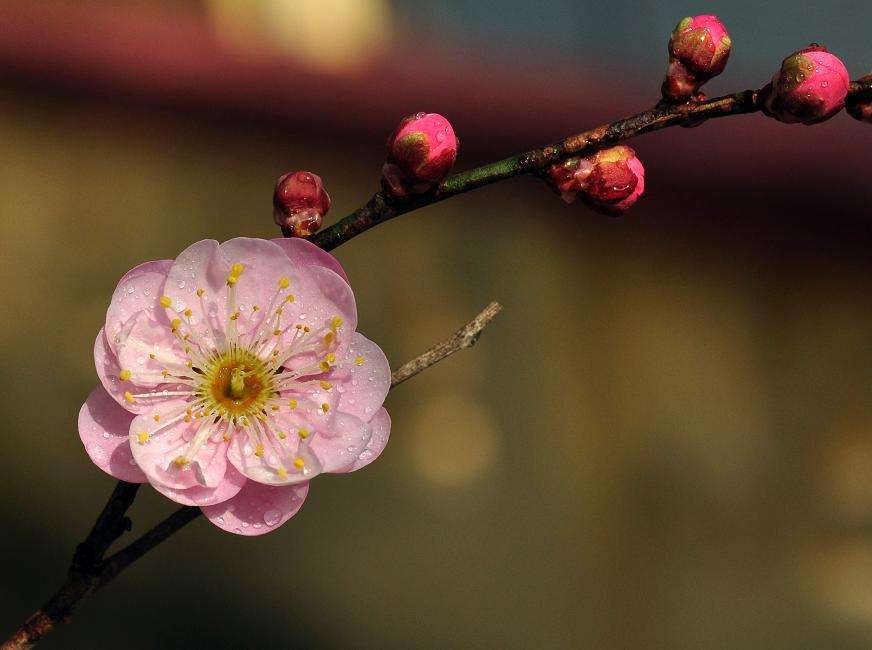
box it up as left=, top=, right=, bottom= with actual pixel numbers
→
left=821, top=80, right=829, bottom=88
left=264, top=509, right=282, bottom=526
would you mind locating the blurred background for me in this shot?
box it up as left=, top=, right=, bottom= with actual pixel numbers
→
left=0, top=1, right=870, bottom=648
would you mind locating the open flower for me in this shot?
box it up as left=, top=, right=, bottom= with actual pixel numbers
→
left=78, top=238, right=391, bottom=535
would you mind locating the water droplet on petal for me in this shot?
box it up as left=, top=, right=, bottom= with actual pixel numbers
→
left=264, top=509, right=282, bottom=526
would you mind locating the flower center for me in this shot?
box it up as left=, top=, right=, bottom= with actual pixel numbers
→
left=200, top=348, right=275, bottom=421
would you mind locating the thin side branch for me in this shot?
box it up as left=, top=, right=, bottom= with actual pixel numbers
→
left=2, top=301, right=502, bottom=649
left=310, top=77, right=872, bottom=252
left=390, top=301, right=503, bottom=388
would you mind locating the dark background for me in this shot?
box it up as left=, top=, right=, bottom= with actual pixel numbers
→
left=0, top=1, right=870, bottom=648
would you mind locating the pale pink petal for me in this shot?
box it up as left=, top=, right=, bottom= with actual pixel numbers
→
left=310, top=411, right=372, bottom=473
left=201, top=480, right=309, bottom=536
left=302, top=265, right=358, bottom=334
left=339, top=407, right=391, bottom=473
left=78, top=386, right=146, bottom=483
left=226, top=427, right=322, bottom=486
left=105, top=260, right=172, bottom=356
left=270, top=236, right=349, bottom=283
left=128, top=409, right=222, bottom=490
left=116, top=311, right=189, bottom=385
left=95, top=329, right=164, bottom=415
left=150, top=463, right=247, bottom=507
left=333, top=332, right=391, bottom=422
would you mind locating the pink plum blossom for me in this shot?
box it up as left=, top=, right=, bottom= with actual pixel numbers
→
left=662, top=15, right=732, bottom=102
left=547, top=145, right=645, bottom=215
left=381, top=112, right=458, bottom=196
left=273, top=171, right=332, bottom=237
left=761, top=45, right=850, bottom=125
left=78, top=237, right=391, bottom=536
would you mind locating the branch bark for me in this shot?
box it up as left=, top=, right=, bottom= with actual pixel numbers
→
left=2, top=302, right=502, bottom=649
left=309, top=78, right=872, bottom=252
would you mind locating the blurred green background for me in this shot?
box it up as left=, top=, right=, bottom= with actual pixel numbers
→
left=0, top=1, right=871, bottom=648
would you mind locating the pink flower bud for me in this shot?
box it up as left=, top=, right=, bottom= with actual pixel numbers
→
left=381, top=112, right=458, bottom=197
left=760, top=45, right=850, bottom=125
left=273, top=171, right=331, bottom=237
left=547, top=145, right=645, bottom=215
left=662, top=15, right=732, bottom=102
left=846, top=73, right=872, bottom=123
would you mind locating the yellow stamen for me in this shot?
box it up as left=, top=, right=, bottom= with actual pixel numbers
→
left=254, top=444, right=265, bottom=458
left=293, top=457, right=305, bottom=469
left=321, top=402, right=330, bottom=413
left=278, top=277, right=290, bottom=289
left=173, top=456, right=188, bottom=467
left=277, top=467, right=288, bottom=478
left=331, top=316, right=344, bottom=331
left=285, top=294, right=296, bottom=303
left=298, top=428, right=310, bottom=439
left=137, top=431, right=149, bottom=444
left=196, top=288, right=205, bottom=297
left=354, top=355, right=365, bottom=366
left=288, top=399, right=298, bottom=410
left=153, top=414, right=161, bottom=422
left=159, top=296, right=172, bottom=308
left=183, top=308, right=192, bottom=317
left=118, top=369, right=132, bottom=381
left=123, top=391, right=135, bottom=404
left=319, top=380, right=332, bottom=390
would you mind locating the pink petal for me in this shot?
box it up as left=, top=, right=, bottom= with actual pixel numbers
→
left=116, top=311, right=189, bottom=385
left=303, top=265, right=358, bottom=333
left=150, top=463, right=247, bottom=507
left=105, top=259, right=172, bottom=357
left=340, top=407, right=391, bottom=473
left=334, top=332, right=391, bottom=423
left=94, top=329, right=155, bottom=415
left=226, top=427, right=322, bottom=486
left=78, top=386, right=146, bottom=483
left=270, top=236, right=349, bottom=283
left=128, top=408, right=221, bottom=490
left=310, top=410, right=372, bottom=473
left=201, top=480, right=309, bottom=536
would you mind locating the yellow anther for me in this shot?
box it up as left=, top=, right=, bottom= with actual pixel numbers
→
left=118, top=369, right=132, bottom=381
left=170, top=318, right=182, bottom=331
left=184, top=346, right=191, bottom=354
left=278, top=431, right=287, bottom=439
left=273, top=328, right=282, bottom=336
left=186, top=360, right=193, bottom=368
left=173, top=456, right=188, bottom=467
left=226, top=275, right=238, bottom=286
left=354, top=355, right=365, bottom=366
left=183, top=308, right=192, bottom=317
left=319, top=361, right=330, bottom=372
left=278, top=277, right=290, bottom=289
left=252, top=305, right=260, bottom=312
left=285, top=294, right=296, bottom=303
left=298, top=428, right=310, bottom=440
left=325, top=353, right=336, bottom=363
left=321, top=402, right=330, bottom=413
left=230, top=312, right=240, bottom=321
left=277, top=467, right=289, bottom=478
left=271, top=405, right=280, bottom=411
left=288, top=399, right=298, bottom=410
left=137, top=431, right=149, bottom=444
left=254, top=444, right=265, bottom=458
left=153, top=414, right=161, bottom=422
left=123, top=391, right=135, bottom=404
left=276, top=307, right=284, bottom=316
left=303, top=326, right=310, bottom=332
left=161, top=369, right=170, bottom=378
left=196, top=288, right=205, bottom=297
left=331, top=316, right=344, bottom=331
left=293, top=457, right=305, bottom=469
left=319, top=380, right=333, bottom=391
left=159, top=296, right=172, bottom=308
left=149, top=353, right=156, bottom=359
left=323, top=331, right=335, bottom=346
left=223, top=432, right=231, bottom=442
left=231, top=263, right=244, bottom=276
left=184, top=409, right=192, bottom=423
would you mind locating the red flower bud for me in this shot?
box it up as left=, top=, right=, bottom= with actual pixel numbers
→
left=760, top=45, right=850, bottom=125
left=382, top=112, right=458, bottom=197
left=546, top=145, right=645, bottom=216
left=845, top=73, right=872, bottom=124
left=662, top=15, right=732, bottom=103
left=273, top=171, right=331, bottom=237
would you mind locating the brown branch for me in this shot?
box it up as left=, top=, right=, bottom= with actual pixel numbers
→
left=310, top=77, right=872, bottom=252
left=390, top=301, right=503, bottom=388
left=2, top=302, right=502, bottom=649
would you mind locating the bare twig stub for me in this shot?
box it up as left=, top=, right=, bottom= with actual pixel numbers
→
left=2, top=301, right=502, bottom=649
left=390, top=301, right=503, bottom=388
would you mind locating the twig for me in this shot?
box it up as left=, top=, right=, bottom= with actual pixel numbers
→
left=390, top=301, right=503, bottom=388
left=2, top=302, right=502, bottom=649
left=310, top=77, right=872, bottom=252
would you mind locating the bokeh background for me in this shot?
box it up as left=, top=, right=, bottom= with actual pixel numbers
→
left=1, top=1, right=871, bottom=648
